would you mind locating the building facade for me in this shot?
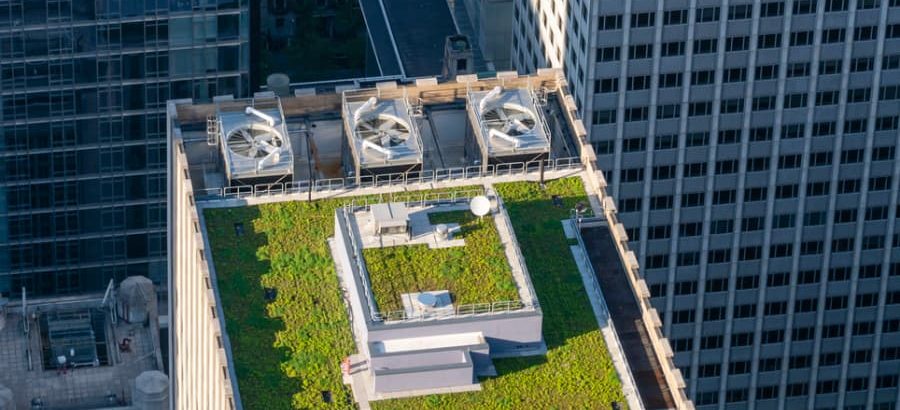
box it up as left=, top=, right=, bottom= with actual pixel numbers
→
left=0, top=0, right=249, bottom=298
left=514, top=0, right=900, bottom=409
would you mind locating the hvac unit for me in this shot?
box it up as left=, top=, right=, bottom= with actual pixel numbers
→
left=217, top=101, right=294, bottom=186
left=467, top=86, right=551, bottom=168
left=344, top=94, right=423, bottom=181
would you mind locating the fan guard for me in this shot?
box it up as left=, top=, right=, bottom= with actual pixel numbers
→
left=226, top=124, right=284, bottom=159
left=355, top=114, right=411, bottom=148
left=482, top=103, right=537, bottom=137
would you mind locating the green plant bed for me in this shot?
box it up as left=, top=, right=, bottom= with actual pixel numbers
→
left=372, top=177, right=627, bottom=409
left=205, top=188, right=482, bottom=409
left=363, top=210, right=519, bottom=313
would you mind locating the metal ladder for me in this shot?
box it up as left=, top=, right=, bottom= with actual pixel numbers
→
left=206, top=115, right=218, bottom=146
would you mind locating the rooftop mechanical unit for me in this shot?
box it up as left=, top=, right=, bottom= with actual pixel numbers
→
left=217, top=100, right=294, bottom=186
left=467, top=86, right=551, bottom=168
left=343, top=94, right=423, bottom=182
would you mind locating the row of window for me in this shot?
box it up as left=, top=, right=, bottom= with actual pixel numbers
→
left=673, top=318, right=900, bottom=356
left=695, top=375, right=894, bottom=405
left=595, top=117, right=900, bottom=156
left=651, top=263, right=900, bottom=300
left=599, top=0, right=898, bottom=31
left=597, top=26, right=900, bottom=63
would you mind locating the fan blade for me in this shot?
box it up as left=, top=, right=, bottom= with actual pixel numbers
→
left=239, top=129, right=253, bottom=144
left=378, top=119, right=398, bottom=131
left=359, top=122, right=376, bottom=132
left=507, top=113, right=531, bottom=122
left=254, top=132, right=273, bottom=142
left=497, top=108, right=508, bottom=121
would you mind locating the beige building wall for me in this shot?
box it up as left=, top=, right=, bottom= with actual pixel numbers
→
left=168, top=101, right=235, bottom=410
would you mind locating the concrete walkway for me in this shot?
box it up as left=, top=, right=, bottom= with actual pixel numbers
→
left=569, top=239, right=644, bottom=410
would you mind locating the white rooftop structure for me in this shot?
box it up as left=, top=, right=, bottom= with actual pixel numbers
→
left=344, top=95, right=424, bottom=172
left=467, top=86, right=550, bottom=158
left=371, top=202, right=410, bottom=235
left=217, top=99, right=294, bottom=184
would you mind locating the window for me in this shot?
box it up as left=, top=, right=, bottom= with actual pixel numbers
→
left=747, top=157, right=770, bottom=172
left=721, top=98, right=743, bottom=114
left=882, top=85, right=900, bottom=101
left=659, top=73, right=682, bottom=88
left=761, top=1, right=785, bottom=17
left=598, top=15, right=622, bottom=30
left=627, top=75, right=651, bottom=91
left=756, top=64, right=778, bottom=80
left=851, top=57, right=874, bottom=72
left=819, top=59, right=842, bottom=75
left=655, top=134, right=677, bottom=150
left=622, top=137, right=646, bottom=152
left=661, top=41, right=685, bottom=56
left=703, top=306, right=726, bottom=321
left=732, top=333, right=753, bottom=347
left=784, top=93, right=808, bottom=109
left=783, top=124, right=804, bottom=139
left=593, top=110, right=616, bottom=124
left=683, top=162, right=707, bottom=177
left=855, top=26, right=878, bottom=42
left=873, top=146, right=896, bottom=161
left=787, top=62, right=810, bottom=77
left=694, top=38, right=718, bottom=54
left=734, top=304, right=756, bottom=318
left=753, top=95, right=776, bottom=111
left=625, top=107, right=648, bottom=122
left=711, top=220, right=733, bottom=234
left=724, top=68, right=747, bottom=82
left=791, top=31, right=814, bottom=46
left=838, top=179, right=860, bottom=193
left=794, top=0, right=817, bottom=14
left=651, top=195, right=674, bottom=210
left=750, top=127, right=773, bottom=141
left=718, top=129, right=740, bottom=144
left=758, top=33, right=782, bottom=49
left=596, top=46, right=621, bottom=62
left=621, top=168, right=644, bottom=183
left=686, top=132, right=709, bottom=147
left=817, top=90, right=840, bottom=106
left=696, top=7, right=720, bottom=22
left=716, top=159, right=739, bottom=175
left=825, top=0, right=849, bottom=12
left=707, top=277, right=728, bottom=293
left=768, top=272, right=789, bottom=287
left=726, top=36, right=750, bottom=51
left=822, top=28, right=846, bottom=44
left=618, top=198, right=642, bottom=212
left=813, top=121, right=836, bottom=137
left=885, top=55, right=900, bottom=70
left=729, top=4, right=752, bottom=20
left=628, top=44, right=653, bottom=59
left=682, top=192, right=705, bottom=207
left=680, top=222, right=703, bottom=237
left=689, top=101, right=712, bottom=116
left=691, top=70, right=715, bottom=85
left=631, top=12, right=655, bottom=28
left=664, top=10, right=688, bottom=25
left=595, top=78, right=618, bottom=93
left=745, top=187, right=768, bottom=201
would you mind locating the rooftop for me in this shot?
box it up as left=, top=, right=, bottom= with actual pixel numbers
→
left=170, top=71, right=691, bottom=409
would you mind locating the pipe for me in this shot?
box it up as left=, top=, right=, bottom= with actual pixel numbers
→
left=362, top=139, right=393, bottom=159
left=489, top=128, right=521, bottom=148
left=245, top=106, right=276, bottom=126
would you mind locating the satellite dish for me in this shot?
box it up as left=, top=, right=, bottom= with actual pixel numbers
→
left=470, top=196, right=491, bottom=217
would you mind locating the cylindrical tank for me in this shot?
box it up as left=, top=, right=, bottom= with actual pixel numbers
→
left=266, top=73, right=291, bottom=97
left=436, top=224, right=449, bottom=240
left=0, top=384, right=14, bottom=410
left=133, top=371, right=168, bottom=410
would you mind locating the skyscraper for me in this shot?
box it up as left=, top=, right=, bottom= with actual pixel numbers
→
left=514, top=0, right=900, bottom=408
left=0, top=1, right=249, bottom=298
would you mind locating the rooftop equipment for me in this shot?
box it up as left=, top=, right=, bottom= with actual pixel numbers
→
left=467, top=85, right=551, bottom=169
left=343, top=93, right=423, bottom=182
left=371, top=202, right=410, bottom=236
left=217, top=99, right=294, bottom=185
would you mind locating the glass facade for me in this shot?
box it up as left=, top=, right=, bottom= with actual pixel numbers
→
left=0, top=0, right=250, bottom=297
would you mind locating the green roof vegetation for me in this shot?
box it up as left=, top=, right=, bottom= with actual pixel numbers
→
left=373, top=178, right=626, bottom=409
left=205, top=178, right=625, bottom=410
left=363, top=210, right=519, bottom=313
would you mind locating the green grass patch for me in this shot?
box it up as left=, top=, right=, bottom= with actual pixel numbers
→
left=363, top=210, right=519, bottom=312
left=372, top=177, right=626, bottom=409
left=205, top=179, right=625, bottom=409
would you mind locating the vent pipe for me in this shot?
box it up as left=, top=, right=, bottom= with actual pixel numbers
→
left=245, top=107, right=276, bottom=126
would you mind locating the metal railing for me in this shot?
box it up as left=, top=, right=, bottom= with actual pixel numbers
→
left=373, top=300, right=532, bottom=323
left=194, top=156, right=583, bottom=201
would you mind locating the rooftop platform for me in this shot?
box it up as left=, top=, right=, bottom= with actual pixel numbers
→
left=170, top=71, right=693, bottom=409
left=0, top=299, right=161, bottom=409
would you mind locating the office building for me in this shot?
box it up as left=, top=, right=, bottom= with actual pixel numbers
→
left=513, top=0, right=900, bottom=408
left=0, top=1, right=250, bottom=298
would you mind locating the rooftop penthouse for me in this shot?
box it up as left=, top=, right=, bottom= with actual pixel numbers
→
left=168, top=70, right=693, bottom=409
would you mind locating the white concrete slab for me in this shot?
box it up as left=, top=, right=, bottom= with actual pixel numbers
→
left=561, top=219, right=576, bottom=239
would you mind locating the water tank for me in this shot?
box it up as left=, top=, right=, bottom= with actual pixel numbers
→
left=133, top=371, right=168, bottom=410
left=266, top=73, right=291, bottom=97
left=117, top=276, right=155, bottom=324
left=435, top=224, right=449, bottom=240
left=0, top=384, right=13, bottom=410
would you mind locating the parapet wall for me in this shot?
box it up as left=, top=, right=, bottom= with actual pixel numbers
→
left=168, top=102, right=238, bottom=410
left=554, top=76, right=695, bottom=410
